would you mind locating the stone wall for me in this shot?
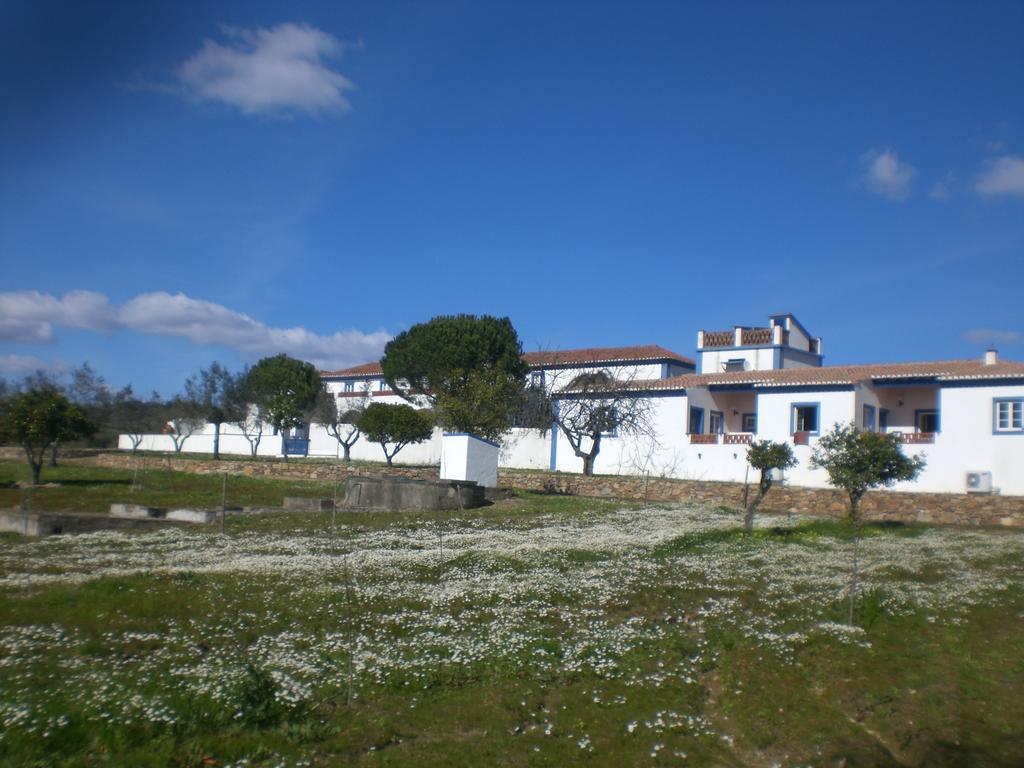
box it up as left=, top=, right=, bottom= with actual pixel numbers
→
left=68, top=452, right=1024, bottom=528
left=496, top=471, right=1024, bottom=528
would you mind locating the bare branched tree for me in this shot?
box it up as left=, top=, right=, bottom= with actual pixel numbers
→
left=542, top=364, right=658, bottom=476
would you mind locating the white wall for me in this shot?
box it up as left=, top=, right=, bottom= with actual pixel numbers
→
left=699, top=347, right=775, bottom=374
left=117, top=380, right=1024, bottom=496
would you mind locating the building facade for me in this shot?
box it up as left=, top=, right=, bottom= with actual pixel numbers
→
left=122, top=314, right=1024, bottom=496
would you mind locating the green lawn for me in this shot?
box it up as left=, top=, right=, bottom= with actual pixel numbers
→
left=0, top=464, right=1022, bottom=767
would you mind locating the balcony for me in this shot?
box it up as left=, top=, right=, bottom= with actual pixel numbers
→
left=723, top=433, right=753, bottom=445
left=793, top=431, right=811, bottom=446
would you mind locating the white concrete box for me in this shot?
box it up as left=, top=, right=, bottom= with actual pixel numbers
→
left=440, top=433, right=500, bottom=488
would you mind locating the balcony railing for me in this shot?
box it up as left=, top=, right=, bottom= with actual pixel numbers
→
left=723, top=433, right=753, bottom=445
left=690, top=434, right=720, bottom=444
left=894, top=432, right=936, bottom=444
left=702, top=331, right=735, bottom=348
left=793, top=431, right=811, bottom=446
left=740, top=327, right=772, bottom=345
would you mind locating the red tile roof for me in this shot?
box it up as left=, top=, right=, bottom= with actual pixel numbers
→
left=633, top=359, right=1024, bottom=391
left=323, top=344, right=695, bottom=378
left=320, top=362, right=383, bottom=378
left=523, top=345, right=695, bottom=368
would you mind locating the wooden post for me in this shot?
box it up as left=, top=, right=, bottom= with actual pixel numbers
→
left=221, top=473, right=227, bottom=534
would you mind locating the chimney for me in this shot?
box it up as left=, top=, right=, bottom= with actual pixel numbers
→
left=984, top=348, right=998, bottom=366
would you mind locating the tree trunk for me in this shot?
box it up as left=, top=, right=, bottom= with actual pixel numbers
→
left=213, top=422, right=221, bottom=460
left=582, top=455, right=595, bottom=476
left=50, top=441, right=59, bottom=467
left=744, top=474, right=773, bottom=532
left=342, top=443, right=351, bottom=463
left=847, top=493, right=863, bottom=625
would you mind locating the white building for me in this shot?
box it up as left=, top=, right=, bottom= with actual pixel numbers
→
left=122, top=313, right=1024, bottom=496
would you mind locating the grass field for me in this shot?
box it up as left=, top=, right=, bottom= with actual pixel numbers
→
left=1, top=462, right=1022, bottom=767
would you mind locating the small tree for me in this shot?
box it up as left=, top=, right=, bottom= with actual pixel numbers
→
left=229, top=366, right=265, bottom=457
left=311, top=387, right=366, bottom=463
left=550, top=371, right=656, bottom=476
left=356, top=402, right=434, bottom=466
left=811, top=423, right=926, bottom=624
left=245, top=355, right=322, bottom=460
left=0, top=387, right=96, bottom=484
left=185, top=362, right=244, bottom=460
left=743, top=440, right=798, bottom=532
left=109, top=387, right=165, bottom=453
left=164, top=396, right=205, bottom=453
left=811, top=423, right=926, bottom=523
left=381, top=315, right=528, bottom=438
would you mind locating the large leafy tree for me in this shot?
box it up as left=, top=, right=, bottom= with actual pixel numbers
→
left=743, top=440, right=798, bottom=532
left=356, top=402, right=434, bottom=466
left=184, top=362, right=244, bottom=460
left=811, top=423, right=926, bottom=623
left=244, top=355, right=323, bottom=456
left=0, top=387, right=96, bottom=484
left=380, top=315, right=528, bottom=439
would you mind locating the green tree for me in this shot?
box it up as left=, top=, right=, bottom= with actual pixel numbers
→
left=356, top=402, right=434, bottom=466
left=811, top=422, right=926, bottom=623
left=380, top=315, right=528, bottom=439
left=244, top=355, right=322, bottom=459
left=0, top=387, right=96, bottom=484
left=184, top=362, right=244, bottom=460
left=743, top=440, right=798, bottom=532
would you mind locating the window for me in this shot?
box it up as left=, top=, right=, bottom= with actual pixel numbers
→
left=688, top=406, right=704, bottom=434
left=378, top=379, right=388, bottom=392
left=742, top=412, right=757, bottom=433
left=791, top=403, right=819, bottom=434
left=879, top=409, right=889, bottom=431
left=724, top=358, right=746, bottom=372
left=530, top=370, right=545, bottom=388
left=343, top=381, right=354, bottom=393
left=916, top=409, right=939, bottom=433
left=994, top=399, right=1023, bottom=433
left=862, top=404, right=876, bottom=431
left=709, top=410, right=724, bottom=434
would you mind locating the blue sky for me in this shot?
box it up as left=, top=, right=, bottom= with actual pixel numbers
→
left=2, top=1, right=1022, bottom=394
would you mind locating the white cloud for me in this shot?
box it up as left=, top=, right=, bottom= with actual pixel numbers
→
left=0, top=290, right=117, bottom=342
left=975, top=155, right=1024, bottom=199
left=962, top=328, right=1021, bottom=345
left=0, top=290, right=390, bottom=370
left=177, top=22, right=355, bottom=116
left=859, top=147, right=916, bottom=201
left=0, top=354, right=63, bottom=376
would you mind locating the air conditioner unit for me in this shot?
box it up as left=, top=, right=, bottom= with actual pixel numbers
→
left=965, top=471, right=993, bottom=494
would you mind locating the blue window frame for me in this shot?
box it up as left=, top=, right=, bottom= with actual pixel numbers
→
left=688, top=406, right=704, bottom=434
left=993, top=398, right=1024, bottom=434
left=862, top=404, right=877, bottom=431
left=378, top=379, right=388, bottom=391
left=742, top=412, right=757, bottom=433
left=343, top=381, right=354, bottom=392
left=879, top=409, right=890, bottom=431
left=530, top=370, right=545, bottom=388
left=915, top=409, right=939, bottom=433
left=791, top=402, right=820, bottom=434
